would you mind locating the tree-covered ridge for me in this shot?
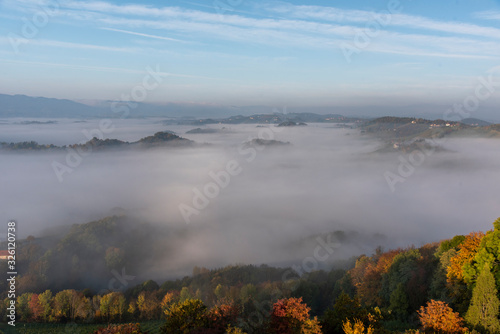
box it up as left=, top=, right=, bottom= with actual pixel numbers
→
left=0, top=141, right=59, bottom=150
left=2, top=217, right=500, bottom=333
left=0, top=131, right=194, bottom=152
left=0, top=216, right=175, bottom=294
left=360, top=116, right=500, bottom=140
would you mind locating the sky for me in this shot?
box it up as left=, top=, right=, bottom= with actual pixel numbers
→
left=0, top=0, right=500, bottom=115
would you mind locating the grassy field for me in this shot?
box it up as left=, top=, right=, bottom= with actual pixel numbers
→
left=0, top=320, right=164, bottom=334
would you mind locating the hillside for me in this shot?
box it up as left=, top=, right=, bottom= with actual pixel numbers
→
left=0, top=131, right=194, bottom=152
left=193, top=113, right=359, bottom=125
left=360, top=116, right=500, bottom=140
left=2, top=216, right=500, bottom=333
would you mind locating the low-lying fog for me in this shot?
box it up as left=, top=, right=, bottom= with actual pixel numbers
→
left=1, top=118, right=499, bottom=278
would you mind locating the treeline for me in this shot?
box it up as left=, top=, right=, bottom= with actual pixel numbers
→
left=0, top=131, right=192, bottom=152
left=343, top=217, right=500, bottom=333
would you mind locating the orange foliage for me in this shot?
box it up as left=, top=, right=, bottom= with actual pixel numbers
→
left=160, top=291, right=179, bottom=312
left=269, top=297, right=321, bottom=334
left=418, top=300, right=467, bottom=334
left=93, top=323, right=143, bottom=334
left=28, top=294, right=44, bottom=321
left=447, top=232, right=484, bottom=282
left=207, top=302, right=240, bottom=331
left=353, top=249, right=403, bottom=306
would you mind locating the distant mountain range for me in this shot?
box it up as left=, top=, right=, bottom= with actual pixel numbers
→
left=0, top=94, right=259, bottom=119
left=1, top=94, right=498, bottom=130
left=0, top=94, right=101, bottom=118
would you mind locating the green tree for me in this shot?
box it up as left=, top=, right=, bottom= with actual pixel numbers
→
left=389, top=283, right=409, bottom=319
left=215, top=284, right=227, bottom=301
left=104, top=247, right=125, bottom=270
left=17, top=293, right=33, bottom=322
left=240, top=284, right=257, bottom=304
left=464, top=218, right=500, bottom=285
left=465, top=264, right=500, bottom=333
left=179, top=286, right=192, bottom=302
left=380, top=249, right=421, bottom=306
left=320, top=293, right=368, bottom=334
left=429, top=248, right=457, bottom=302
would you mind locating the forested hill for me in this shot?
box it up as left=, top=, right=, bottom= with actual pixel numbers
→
left=1, top=217, right=500, bottom=333
left=0, top=131, right=194, bottom=152
left=361, top=116, right=500, bottom=140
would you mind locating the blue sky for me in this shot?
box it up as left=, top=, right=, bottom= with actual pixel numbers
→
left=1, top=0, right=499, bottom=115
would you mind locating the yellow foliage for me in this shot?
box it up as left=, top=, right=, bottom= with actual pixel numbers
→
left=447, top=232, right=484, bottom=282
left=342, top=319, right=374, bottom=334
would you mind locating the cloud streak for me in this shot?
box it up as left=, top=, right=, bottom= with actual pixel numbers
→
left=268, top=4, right=500, bottom=39
left=5, top=0, right=499, bottom=59
left=100, top=27, right=188, bottom=43
left=474, top=10, right=500, bottom=20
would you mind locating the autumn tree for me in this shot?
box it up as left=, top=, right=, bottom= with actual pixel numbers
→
left=207, top=302, right=240, bottom=332
left=356, top=250, right=402, bottom=307
left=93, top=323, right=144, bottom=334
left=447, top=231, right=484, bottom=283
left=268, top=297, right=321, bottom=334
left=137, top=291, right=161, bottom=320
left=160, top=291, right=179, bottom=315
left=38, top=290, right=54, bottom=322
left=418, top=300, right=467, bottom=334
left=100, top=292, right=127, bottom=322
left=226, top=325, right=248, bottom=334
left=438, top=235, right=466, bottom=255
left=54, top=290, right=77, bottom=321
left=92, top=295, right=102, bottom=321
left=349, top=255, right=372, bottom=297
left=126, top=300, right=136, bottom=320
left=465, top=264, right=500, bottom=333
left=464, top=218, right=500, bottom=285
left=161, top=299, right=208, bottom=334
left=342, top=319, right=374, bottom=334
left=28, top=294, right=44, bottom=321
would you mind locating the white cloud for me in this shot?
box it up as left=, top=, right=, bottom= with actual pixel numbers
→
left=4, top=0, right=500, bottom=59
left=31, top=39, right=139, bottom=53
left=100, top=27, right=187, bottom=43
left=266, top=4, right=500, bottom=39
left=474, top=10, right=500, bottom=20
